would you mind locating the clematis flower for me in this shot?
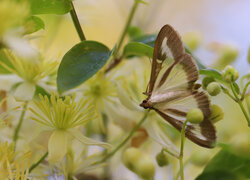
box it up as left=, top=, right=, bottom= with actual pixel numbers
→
left=29, top=93, right=111, bottom=164
left=59, top=140, right=107, bottom=179
left=0, top=49, right=58, bottom=101
left=81, top=71, right=117, bottom=133
left=0, top=141, right=31, bottom=180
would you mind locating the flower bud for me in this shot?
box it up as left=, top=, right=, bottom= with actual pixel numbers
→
left=210, top=104, right=224, bottom=123
left=122, top=147, right=142, bottom=171
left=216, top=46, right=238, bottom=70
left=156, top=151, right=169, bottom=167
left=207, top=82, right=221, bottom=96
left=183, top=32, right=202, bottom=51
left=135, top=157, right=155, bottom=179
left=222, top=65, right=239, bottom=83
left=202, top=77, right=214, bottom=90
left=231, top=133, right=250, bottom=158
left=122, top=147, right=155, bottom=179
left=191, top=150, right=210, bottom=166
left=186, top=108, right=204, bottom=124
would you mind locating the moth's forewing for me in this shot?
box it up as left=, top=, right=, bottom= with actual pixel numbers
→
left=143, top=24, right=216, bottom=148
left=147, top=24, right=185, bottom=94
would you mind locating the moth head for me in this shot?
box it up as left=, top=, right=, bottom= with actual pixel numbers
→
left=140, top=100, right=152, bottom=109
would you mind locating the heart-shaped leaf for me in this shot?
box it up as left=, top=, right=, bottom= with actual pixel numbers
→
left=57, top=41, right=111, bottom=93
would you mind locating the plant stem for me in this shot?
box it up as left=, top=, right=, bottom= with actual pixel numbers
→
left=70, top=1, right=86, bottom=41
left=29, top=151, right=48, bottom=173
left=114, top=1, right=139, bottom=57
left=13, top=101, right=28, bottom=148
left=230, top=83, right=250, bottom=126
left=241, top=81, right=250, bottom=100
left=179, top=120, right=188, bottom=180
left=105, top=0, right=140, bottom=73
left=99, top=110, right=149, bottom=163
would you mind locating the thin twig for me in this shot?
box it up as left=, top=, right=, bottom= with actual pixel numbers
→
left=70, top=1, right=86, bottom=41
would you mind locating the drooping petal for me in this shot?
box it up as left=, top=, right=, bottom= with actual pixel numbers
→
left=68, top=129, right=111, bottom=149
left=116, top=83, right=142, bottom=112
left=14, top=81, right=35, bottom=101
left=144, top=118, right=179, bottom=157
left=48, top=130, right=68, bottom=164
left=0, top=74, right=22, bottom=91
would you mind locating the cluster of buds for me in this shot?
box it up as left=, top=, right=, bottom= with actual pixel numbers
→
left=122, top=147, right=155, bottom=179
left=222, top=65, right=239, bottom=83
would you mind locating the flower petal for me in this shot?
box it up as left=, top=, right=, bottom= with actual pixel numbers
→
left=14, top=81, right=35, bottom=101
left=68, top=129, right=111, bottom=149
left=48, top=130, right=68, bottom=164
left=116, top=83, right=142, bottom=112
left=144, top=119, right=179, bottom=157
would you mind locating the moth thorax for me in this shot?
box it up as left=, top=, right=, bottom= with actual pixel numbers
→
left=140, top=100, right=152, bottom=109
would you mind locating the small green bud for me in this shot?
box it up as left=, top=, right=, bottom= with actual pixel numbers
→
left=128, top=26, right=143, bottom=39
left=202, top=77, right=215, bottom=90
left=183, top=32, right=202, bottom=51
left=215, top=46, right=238, bottom=70
left=186, top=108, right=204, bottom=124
left=156, top=151, right=169, bottom=167
left=191, top=150, right=210, bottom=166
left=231, top=133, right=250, bottom=158
left=122, top=147, right=142, bottom=171
left=207, top=82, right=221, bottom=96
left=135, top=157, right=155, bottom=179
left=210, top=104, right=224, bottom=123
left=222, top=65, right=239, bottom=83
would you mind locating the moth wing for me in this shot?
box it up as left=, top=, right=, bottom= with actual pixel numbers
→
left=150, top=54, right=198, bottom=104
left=147, top=24, right=185, bottom=94
left=154, top=91, right=216, bottom=148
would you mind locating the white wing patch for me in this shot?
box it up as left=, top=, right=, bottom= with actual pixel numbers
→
left=161, top=37, right=174, bottom=59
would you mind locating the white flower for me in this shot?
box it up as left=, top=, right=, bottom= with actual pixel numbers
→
left=30, top=93, right=111, bottom=164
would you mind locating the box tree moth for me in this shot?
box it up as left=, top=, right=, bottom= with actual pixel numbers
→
left=140, top=24, right=216, bottom=148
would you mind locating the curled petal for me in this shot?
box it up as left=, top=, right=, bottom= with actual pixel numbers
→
left=144, top=119, right=179, bottom=157
left=116, top=83, right=142, bottom=112
left=14, top=81, right=35, bottom=101
left=68, top=129, right=111, bottom=149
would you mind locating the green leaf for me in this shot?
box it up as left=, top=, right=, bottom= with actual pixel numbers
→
left=24, top=16, right=45, bottom=34
left=196, top=170, right=239, bottom=180
left=132, top=34, right=157, bottom=47
left=199, top=68, right=224, bottom=82
left=57, top=41, right=111, bottom=93
left=196, top=149, right=250, bottom=180
left=128, top=26, right=143, bottom=39
left=123, top=42, right=153, bottom=58
left=34, top=85, right=50, bottom=99
left=29, top=0, right=72, bottom=15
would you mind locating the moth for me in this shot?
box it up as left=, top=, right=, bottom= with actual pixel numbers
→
left=140, top=24, right=216, bottom=148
